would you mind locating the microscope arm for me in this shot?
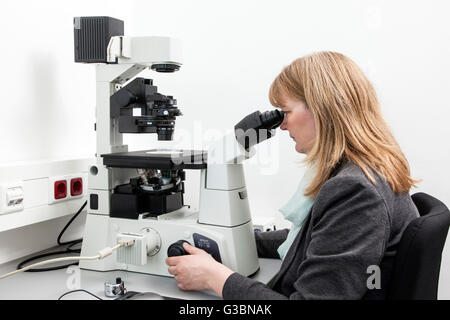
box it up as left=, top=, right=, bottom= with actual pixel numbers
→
left=206, top=132, right=256, bottom=165
left=107, top=36, right=182, bottom=68
left=198, top=110, right=283, bottom=227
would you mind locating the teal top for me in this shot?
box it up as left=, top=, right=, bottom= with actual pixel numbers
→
left=277, top=165, right=316, bottom=260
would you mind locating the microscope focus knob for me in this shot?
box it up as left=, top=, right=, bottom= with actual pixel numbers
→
left=167, top=240, right=190, bottom=257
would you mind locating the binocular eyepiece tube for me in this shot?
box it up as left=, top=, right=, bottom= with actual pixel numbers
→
left=234, top=109, right=284, bottom=150
left=260, top=110, right=284, bottom=129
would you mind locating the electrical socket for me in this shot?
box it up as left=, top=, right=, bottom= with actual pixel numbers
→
left=0, top=182, right=24, bottom=215
left=48, top=174, right=87, bottom=204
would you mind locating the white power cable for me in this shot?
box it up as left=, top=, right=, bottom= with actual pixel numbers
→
left=0, top=241, right=133, bottom=280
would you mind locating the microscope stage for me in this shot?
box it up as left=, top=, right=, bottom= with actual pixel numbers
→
left=102, top=149, right=207, bottom=170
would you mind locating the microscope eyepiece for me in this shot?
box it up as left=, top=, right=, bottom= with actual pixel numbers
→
left=234, top=109, right=284, bottom=150
left=260, top=110, right=284, bottom=130
left=235, top=109, right=284, bottom=134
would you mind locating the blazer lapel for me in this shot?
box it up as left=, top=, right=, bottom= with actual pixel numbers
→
left=267, top=209, right=313, bottom=288
left=266, top=160, right=348, bottom=289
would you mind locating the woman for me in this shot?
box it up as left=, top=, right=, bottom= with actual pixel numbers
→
left=165, top=51, right=419, bottom=299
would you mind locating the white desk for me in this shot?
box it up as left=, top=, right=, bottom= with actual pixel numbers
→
left=0, top=250, right=281, bottom=300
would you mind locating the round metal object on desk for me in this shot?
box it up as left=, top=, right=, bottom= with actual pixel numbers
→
left=104, top=277, right=126, bottom=298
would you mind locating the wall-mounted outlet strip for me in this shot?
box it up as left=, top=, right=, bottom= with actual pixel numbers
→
left=0, top=158, right=93, bottom=232
left=48, top=175, right=86, bottom=204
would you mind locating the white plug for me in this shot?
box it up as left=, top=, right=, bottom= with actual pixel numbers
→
left=116, top=230, right=161, bottom=266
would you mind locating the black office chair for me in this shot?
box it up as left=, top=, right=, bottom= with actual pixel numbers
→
left=388, top=192, right=450, bottom=300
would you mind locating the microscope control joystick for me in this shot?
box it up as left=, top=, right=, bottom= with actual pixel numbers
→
left=167, top=240, right=190, bottom=257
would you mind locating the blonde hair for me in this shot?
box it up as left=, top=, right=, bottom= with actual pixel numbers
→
left=269, top=51, right=418, bottom=198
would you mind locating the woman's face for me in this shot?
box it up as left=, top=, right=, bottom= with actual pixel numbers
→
left=279, top=93, right=316, bottom=154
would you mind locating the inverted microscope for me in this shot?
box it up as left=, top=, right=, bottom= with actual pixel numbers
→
left=75, top=16, right=283, bottom=278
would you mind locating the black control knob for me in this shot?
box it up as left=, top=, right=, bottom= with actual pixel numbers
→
left=167, top=240, right=190, bottom=257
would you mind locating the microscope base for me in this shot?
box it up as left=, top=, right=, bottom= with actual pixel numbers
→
left=79, top=210, right=260, bottom=278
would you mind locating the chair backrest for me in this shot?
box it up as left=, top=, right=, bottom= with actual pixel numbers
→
left=388, top=192, right=450, bottom=300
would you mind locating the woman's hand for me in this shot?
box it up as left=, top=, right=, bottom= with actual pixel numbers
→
left=165, top=242, right=234, bottom=296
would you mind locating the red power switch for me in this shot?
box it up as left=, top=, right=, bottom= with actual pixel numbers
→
left=70, top=178, right=83, bottom=196
left=54, top=180, right=67, bottom=199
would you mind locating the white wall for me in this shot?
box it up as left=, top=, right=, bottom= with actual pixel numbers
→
left=0, top=0, right=449, bottom=298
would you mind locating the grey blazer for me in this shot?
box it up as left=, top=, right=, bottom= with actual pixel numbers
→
left=222, top=161, right=419, bottom=300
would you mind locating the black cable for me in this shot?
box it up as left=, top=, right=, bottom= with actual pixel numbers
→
left=57, top=201, right=87, bottom=246
left=66, top=240, right=82, bottom=253
left=17, top=201, right=87, bottom=272
left=58, top=289, right=103, bottom=300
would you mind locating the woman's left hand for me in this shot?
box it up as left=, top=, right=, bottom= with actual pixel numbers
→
left=165, top=242, right=234, bottom=296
